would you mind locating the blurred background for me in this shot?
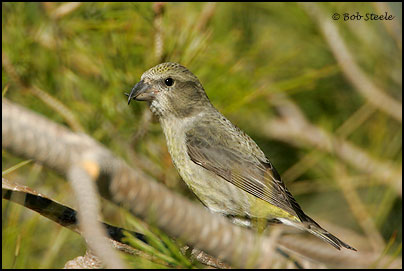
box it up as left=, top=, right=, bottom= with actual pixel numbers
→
left=2, top=2, right=402, bottom=268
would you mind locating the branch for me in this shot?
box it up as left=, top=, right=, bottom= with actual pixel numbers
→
left=2, top=178, right=160, bottom=267
left=261, top=95, right=402, bottom=196
left=300, top=2, right=402, bottom=123
left=2, top=99, right=277, bottom=268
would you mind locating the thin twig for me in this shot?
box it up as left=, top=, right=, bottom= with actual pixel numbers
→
left=153, top=2, right=165, bottom=63
left=2, top=52, right=84, bottom=132
left=261, top=94, right=402, bottom=196
left=43, top=2, right=83, bottom=20
left=373, top=2, right=402, bottom=51
left=300, top=2, right=402, bottom=123
left=67, top=164, right=127, bottom=268
left=3, top=99, right=279, bottom=268
left=2, top=178, right=160, bottom=267
left=282, top=102, right=376, bottom=183
left=333, top=164, right=386, bottom=251
left=278, top=235, right=401, bottom=268
left=195, top=2, right=217, bottom=33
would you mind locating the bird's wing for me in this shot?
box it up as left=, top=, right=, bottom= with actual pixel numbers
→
left=185, top=125, right=307, bottom=221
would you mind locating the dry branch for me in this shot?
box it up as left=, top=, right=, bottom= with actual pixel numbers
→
left=2, top=98, right=277, bottom=268
left=261, top=95, right=402, bottom=196
left=300, top=2, right=402, bottom=123
left=3, top=99, right=401, bottom=268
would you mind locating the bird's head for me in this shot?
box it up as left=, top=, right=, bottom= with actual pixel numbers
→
left=127, top=62, right=211, bottom=118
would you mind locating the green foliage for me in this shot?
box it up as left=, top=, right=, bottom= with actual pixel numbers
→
left=122, top=215, right=197, bottom=268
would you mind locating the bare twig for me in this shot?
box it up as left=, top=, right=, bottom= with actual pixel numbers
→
left=300, top=2, right=402, bottom=123
left=153, top=2, right=166, bottom=63
left=195, top=2, right=217, bottom=33
left=2, top=99, right=278, bottom=268
left=67, top=164, right=127, bottom=268
left=2, top=178, right=148, bottom=244
left=278, top=235, right=401, bottom=268
left=283, top=102, right=377, bottom=183
left=43, top=2, right=83, bottom=20
left=2, top=52, right=84, bottom=132
left=333, top=164, right=386, bottom=251
left=4, top=99, right=401, bottom=268
left=261, top=94, right=402, bottom=196
left=2, top=178, right=163, bottom=267
left=373, top=2, right=402, bottom=51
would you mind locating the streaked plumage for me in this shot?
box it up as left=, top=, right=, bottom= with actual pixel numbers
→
left=127, top=62, right=356, bottom=251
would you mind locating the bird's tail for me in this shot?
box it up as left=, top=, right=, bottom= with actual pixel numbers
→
left=280, top=216, right=357, bottom=251
left=305, top=223, right=357, bottom=251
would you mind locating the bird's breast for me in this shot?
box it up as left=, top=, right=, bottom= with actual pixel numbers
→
left=159, top=116, right=257, bottom=218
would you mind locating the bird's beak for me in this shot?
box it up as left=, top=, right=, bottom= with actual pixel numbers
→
left=126, top=80, right=155, bottom=104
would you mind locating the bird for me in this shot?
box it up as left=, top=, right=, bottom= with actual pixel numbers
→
left=126, top=62, right=356, bottom=251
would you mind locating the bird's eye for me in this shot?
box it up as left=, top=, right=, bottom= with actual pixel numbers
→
left=164, top=78, right=174, bottom=86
